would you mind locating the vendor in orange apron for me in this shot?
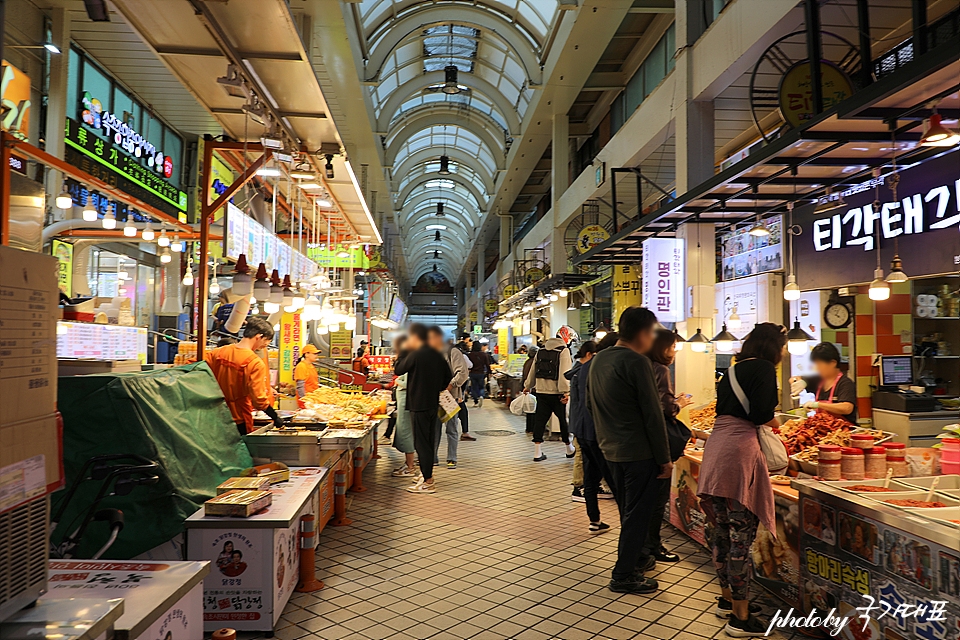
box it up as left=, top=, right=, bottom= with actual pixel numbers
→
left=294, top=344, right=321, bottom=408
left=203, top=317, right=283, bottom=435
left=790, top=342, right=858, bottom=424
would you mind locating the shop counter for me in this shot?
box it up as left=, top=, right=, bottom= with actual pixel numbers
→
left=871, top=408, right=959, bottom=447
left=42, top=560, right=208, bottom=640
left=794, top=479, right=960, bottom=636
left=0, top=598, right=124, bottom=640
left=185, top=468, right=327, bottom=633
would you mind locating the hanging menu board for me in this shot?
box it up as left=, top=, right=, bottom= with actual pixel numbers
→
left=57, top=322, right=148, bottom=363
left=223, top=203, right=317, bottom=280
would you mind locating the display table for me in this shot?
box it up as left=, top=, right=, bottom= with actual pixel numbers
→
left=795, top=480, right=960, bottom=637
left=185, top=469, right=327, bottom=633
left=670, top=448, right=802, bottom=609
left=0, top=598, right=124, bottom=640
left=42, top=560, right=208, bottom=640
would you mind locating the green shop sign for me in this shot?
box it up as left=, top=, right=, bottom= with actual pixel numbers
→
left=306, top=245, right=370, bottom=269
left=64, top=117, right=187, bottom=215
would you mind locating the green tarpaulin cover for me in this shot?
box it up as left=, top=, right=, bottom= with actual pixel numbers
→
left=54, top=362, right=253, bottom=558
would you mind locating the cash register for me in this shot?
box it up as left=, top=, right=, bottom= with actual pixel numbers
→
left=871, top=355, right=938, bottom=412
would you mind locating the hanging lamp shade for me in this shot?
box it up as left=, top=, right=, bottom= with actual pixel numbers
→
left=687, top=328, right=710, bottom=352
left=433, top=250, right=440, bottom=259
left=868, top=268, right=891, bottom=301
left=436, top=202, right=445, bottom=216
left=783, top=274, right=801, bottom=301
left=672, top=329, right=686, bottom=351
left=438, top=155, right=451, bottom=175
left=442, top=65, right=460, bottom=94
left=433, top=264, right=438, bottom=272
left=885, top=255, right=909, bottom=283
left=786, top=320, right=815, bottom=356
left=919, top=113, right=960, bottom=147
left=748, top=218, right=770, bottom=237
left=710, top=324, right=739, bottom=353
left=434, top=230, right=441, bottom=242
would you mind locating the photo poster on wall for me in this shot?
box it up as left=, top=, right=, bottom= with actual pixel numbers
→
left=720, top=215, right=783, bottom=282
left=714, top=273, right=779, bottom=341
left=789, top=292, right=823, bottom=377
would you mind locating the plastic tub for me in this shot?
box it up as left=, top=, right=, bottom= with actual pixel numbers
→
left=898, top=475, right=960, bottom=491
left=942, top=438, right=960, bottom=463
left=901, top=506, right=960, bottom=528
left=862, top=491, right=960, bottom=510
left=828, top=479, right=913, bottom=493
left=943, top=460, right=960, bottom=475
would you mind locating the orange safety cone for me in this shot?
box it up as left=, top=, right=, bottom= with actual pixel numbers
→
left=330, top=468, right=352, bottom=526
left=351, top=446, right=367, bottom=492
left=295, top=514, right=324, bottom=592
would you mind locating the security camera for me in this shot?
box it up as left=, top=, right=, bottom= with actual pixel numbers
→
left=324, top=154, right=334, bottom=179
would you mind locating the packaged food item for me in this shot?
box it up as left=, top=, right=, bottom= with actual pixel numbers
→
left=864, top=446, right=886, bottom=479
left=819, top=459, right=841, bottom=481
left=850, top=433, right=875, bottom=450
left=217, top=476, right=272, bottom=494
left=204, top=490, right=273, bottom=517
left=885, top=442, right=908, bottom=477
left=841, top=448, right=865, bottom=480
left=905, top=447, right=939, bottom=476
left=818, top=445, right=842, bottom=461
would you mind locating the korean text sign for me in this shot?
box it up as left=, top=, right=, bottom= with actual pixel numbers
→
left=642, top=238, right=685, bottom=323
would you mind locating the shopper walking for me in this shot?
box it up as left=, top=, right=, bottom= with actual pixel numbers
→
left=645, top=330, right=693, bottom=562
left=586, top=308, right=671, bottom=594
left=427, top=326, right=468, bottom=468
left=698, top=323, right=785, bottom=637
left=467, top=342, right=491, bottom=406
left=566, top=342, right=595, bottom=501
left=389, top=336, right=417, bottom=478
left=204, top=317, right=282, bottom=436
left=524, top=336, right=574, bottom=461
left=521, top=347, right=538, bottom=434
left=394, top=324, right=452, bottom=494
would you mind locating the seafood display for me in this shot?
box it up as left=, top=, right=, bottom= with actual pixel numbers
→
left=689, top=401, right=716, bottom=432
left=779, top=413, right=851, bottom=455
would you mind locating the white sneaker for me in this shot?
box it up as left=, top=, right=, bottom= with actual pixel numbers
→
left=406, top=479, right=436, bottom=494
left=478, top=397, right=484, bottom=408
left=392, top=466, right=415, bottom=477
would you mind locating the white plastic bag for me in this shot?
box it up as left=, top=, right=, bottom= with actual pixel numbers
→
left=522, top=393, right=537, bottom=414
left=509, top=395, right=526, bottom=416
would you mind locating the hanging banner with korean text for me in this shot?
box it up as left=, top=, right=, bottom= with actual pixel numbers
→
left=612, top=265, right=642, bottom=326
left=279, top=312, right=301, bottom=385
left=794, top=150, right=960, bottom=290
left=642, top=238, right=685, bottom=323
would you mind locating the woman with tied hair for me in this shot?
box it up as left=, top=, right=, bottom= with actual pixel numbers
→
left=698, top=323, right=786, bottom=637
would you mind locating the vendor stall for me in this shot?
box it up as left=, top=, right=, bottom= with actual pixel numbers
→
left=185, top=468, right=327, bottom=634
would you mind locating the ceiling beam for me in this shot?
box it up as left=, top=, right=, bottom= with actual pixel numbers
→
left=153, top=45, right=303, bottom=61
left=209, top=108, right=328, bottom=118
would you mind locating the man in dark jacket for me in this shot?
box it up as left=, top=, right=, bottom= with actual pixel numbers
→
left=394, top=323, right=453, bottom=494
left=587, top=307, right=671, bottom=594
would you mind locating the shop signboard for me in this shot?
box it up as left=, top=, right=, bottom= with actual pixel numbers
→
left=306, top=245, right=369, bottom=269
left=1, top=61, right=31, bottom=141
left=612, top=265, right=642, bottom=325
left=721, top=215, right=783, bottom=282
left=64, top=117, right=187, bottom=217
left=329, top=330, right=353, bottom=360
left=794, top=150, right=960, bottom=290
left=798, top=491, right=960, bottom=638
left=52, top=240, right=73, bottom=297
left=56, top=322, right=148, bottom=363
left=498, top=327, right=509, bottom=356
left=642, top=238, right=684, bottom=323
left=278, top=312, right=302, bottom=386
left=778, top=62, right=853, bottom=128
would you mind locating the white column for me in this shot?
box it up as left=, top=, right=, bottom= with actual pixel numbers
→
left=674, top=0, right=714, bottom=194
left=44, top=8, right=71, bottom=218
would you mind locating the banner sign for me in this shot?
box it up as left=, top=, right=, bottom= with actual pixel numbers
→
left=279, top=312, right=301, bottom=385
left=1, top=61, right=31, bottom=141
left=642, top=238, right=684, bottom=323
left=721, top=215, right=783, bottom=281
left=52, top=240, right=73, bottom=296
left=794, top=150, right=960, bottom=290
left=612, top=265, right=642, bottom=326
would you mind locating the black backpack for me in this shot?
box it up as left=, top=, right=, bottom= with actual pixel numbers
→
left=534, top=349, right=561, bottom=380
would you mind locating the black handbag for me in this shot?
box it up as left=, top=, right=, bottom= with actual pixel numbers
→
left=665, top=413, right=691, bottom=462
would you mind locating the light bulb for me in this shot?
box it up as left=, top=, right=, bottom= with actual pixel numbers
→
left=715, top=339, right=733, bottom=353
left=345, top=317, right=357, bottom=331
left=182, top=267, right=194, bottom=287
left=558, top=289, right=568, bottom=297
left=284, top=305, right=297, bottom=313
left=869, top=268, right=891, bottom=301
left=788, top=340, right=809, bottom=356
left=674, top=341, right=684, bottom=351
left=209, top=279, right=221, bottom=295
left=263, top=301, right=280, bottom=313
left=550, top=294, right=559, bottom=301
left=82, top=198, right=98, bottom=222
left=141, top=221, right=155, bottom=241
left=160, top=248, right=172, bottom=264
left=250, top=295, right=257, bottom=305
left=123, top=218, right=137, bottom=236
left=102, top=208, right=116, bottom=229
left=157, top=230, right=170, bottom=247
left=292, top=292, right=306, bottom=309
left=171, top=235, right=182, bottom=252
left=690, top=341, right=707, bottom=353
left=56, top=184, right=73, bottom=209
left=783, top=274, right=801, bottom=301
left=317, top=324, right=329, bottom=335
left=273, top=323, right=281, bottom=332
left=328, top=323, right=340, bottom=332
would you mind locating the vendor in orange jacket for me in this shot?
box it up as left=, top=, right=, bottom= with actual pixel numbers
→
left=294, top=344, right=320, bottom=407
left=204, top=317, right=282, bottom=435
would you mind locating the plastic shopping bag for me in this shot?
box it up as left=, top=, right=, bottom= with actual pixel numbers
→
left=509, top=395, right=526, bottom=416
left=521, top=393, right=537, bottom=414
left=438, top=390, right=461, bottom=423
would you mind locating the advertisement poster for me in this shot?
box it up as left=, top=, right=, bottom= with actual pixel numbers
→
left=789, top=292, right=823, bottom=377
left=200, top=529, right=268, bottom=628
left=141, top=582, right=204, bottom=640
left=52, top=240, right=73, bottom=296
left=721, top=215, right=783, bottom=282
left=1, top=60, right=32, bottom=141
left=329, top=330, right=353, bottom=360
left=278, top=312, right=302, bottom=385
left=669, top=455, right=706, bottom=546
left=752, top=494, right=801, bottom=610
left=799, top=493, right=960, bottom=639
left=714, top=273, right=782, bottom=341
left=612, top=265, right=642, bottom=326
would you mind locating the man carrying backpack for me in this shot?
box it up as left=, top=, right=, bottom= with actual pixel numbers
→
left=523, top=336, right=575, bottom=461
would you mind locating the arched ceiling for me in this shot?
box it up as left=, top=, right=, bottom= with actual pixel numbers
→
left=358, top=0, right=561, bottom=280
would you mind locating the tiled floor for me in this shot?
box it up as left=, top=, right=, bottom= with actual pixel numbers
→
left=263, top=403, right=797, bottom=640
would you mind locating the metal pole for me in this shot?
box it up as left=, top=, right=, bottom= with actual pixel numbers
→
left=196, top=141, right=214, bottom=362
left=805, top=0, right=824, bottom=115
left=610, top=168, right=618, bottom=233
left=1, top=133, right=10, bottom=246
left=856, top=0, right=872, bottom=88
left=912, top=0, right=928, bottom=56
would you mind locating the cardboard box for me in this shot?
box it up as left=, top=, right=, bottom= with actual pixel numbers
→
left=0, top=246, right=58, bottom=425
left=0, top=412, right=63, bottom=513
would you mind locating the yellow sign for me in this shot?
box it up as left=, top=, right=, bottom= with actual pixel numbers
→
left=329, top=329, right=353, bottom=360
left=208, top=152, right=234, bottom=213
left=576, top=224, right=609, bottom=254
left=483, top=299, right=498, bottom=313
left=52, top=240, right=73, bottom=296
left=1, top=61, right=31, bottom=141
left=612, top=265, right=642, bottom=326
left=778, top=61, right=853, bottom=128
left=524, top=267, right=545, bottom=285
left=498, top=327, right=509, bottom=357
left=503, top=284, right=519, bottom=298
left=278, top=312, right=302, bottom=385
left=469, top=311, right=478, bottom=322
